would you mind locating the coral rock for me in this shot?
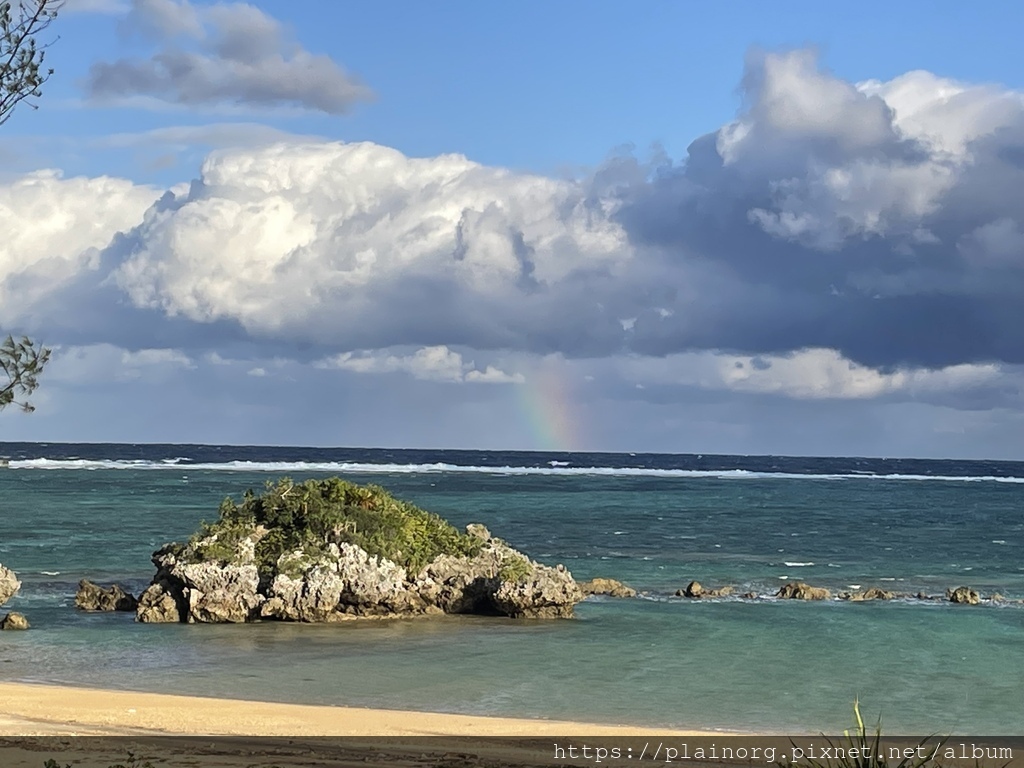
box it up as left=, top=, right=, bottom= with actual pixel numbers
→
left=75, top=580, right=138, bottom=612
left=776, top=582, right=832, bottom=600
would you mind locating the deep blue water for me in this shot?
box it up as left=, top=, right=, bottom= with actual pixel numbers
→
left=1, top=443, right=1022, bottom=734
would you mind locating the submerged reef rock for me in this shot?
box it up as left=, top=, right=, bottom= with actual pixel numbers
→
left=705, top=586, right=735, bottom=598
left=840, top=587, right=898, bottom=601
left=947, top=586, right=981, bottom=605
left=579, top=578, right=637, bottom=598
left=776, top=581, right=832, bottom=600
left=137, top=477, right=583, bottom=624
left=75, top=580, right=138, bottom=612
left=0, top=611, right=29, bottom=630
left=675, top=581, right=733, bottom=599
left=0, top=563, right=20, bottom=606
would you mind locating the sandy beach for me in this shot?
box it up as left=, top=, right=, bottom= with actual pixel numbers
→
left=0, top=681, right=734, bottom=767
left=0, top=681, right=720, bottom=737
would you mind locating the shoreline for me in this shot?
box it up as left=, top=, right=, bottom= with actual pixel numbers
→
left=0, top=681, right=736, bottom=737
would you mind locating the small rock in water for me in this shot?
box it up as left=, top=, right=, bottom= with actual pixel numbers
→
left=579, top=578, right=637, bottom=598
left=946, top=586, right=980, bottom=605
left=676, top=580, right=704, bottom=598
left=0, top=612, right=29, bottom=630
left=864, top=587, right=898, bottom=600
left=775, top=581, right=831, bottom=600
left=75, top=580, right=139, bottom=612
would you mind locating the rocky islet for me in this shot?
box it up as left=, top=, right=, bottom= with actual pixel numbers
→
left=1, top=477, right=1021, bottom=628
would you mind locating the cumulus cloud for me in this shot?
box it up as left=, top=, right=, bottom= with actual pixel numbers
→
left=72, top=50, right=1024, bottom=374
left=8, top=48, right=1024, bottom=423
left=106, top=140, right=631, bottom=352
left=614, top=49, right=1024, bottom=369
left=84, top=0, right=372, bottom=113
left=0, top=170, right=160, bottom=324
left=316, top=346, right=524, bottom=384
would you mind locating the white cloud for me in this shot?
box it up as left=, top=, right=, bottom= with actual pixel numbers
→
left=0, top=170, right=160, bottom=323
left=859, top=70, right=1024, bottom=156
left=719, top=48, right=896, bottom=162
left=722, top=52, right=1024, bottom=251
left=316, top=346, right=524, bottom=384
left=5, top=48, right=1024, bottom=421
left=465, top=366, right=525, bottom=384
left=617, top=348, right=1004, bottom=401
left=109, top=140, right=630, bottom=337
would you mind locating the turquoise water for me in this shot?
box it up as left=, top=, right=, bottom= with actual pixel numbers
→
left=1, top=448, right=1023, bottom=734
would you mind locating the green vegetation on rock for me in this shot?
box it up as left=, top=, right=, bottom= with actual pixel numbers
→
left=186, top=477, right=483, bottom=574
left=498, top=554, right=533, bottom=583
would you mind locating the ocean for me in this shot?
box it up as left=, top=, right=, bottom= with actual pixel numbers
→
left=0, top=443, right=1022, bottom=735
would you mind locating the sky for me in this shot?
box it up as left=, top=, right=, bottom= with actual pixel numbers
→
left=3, top=0, right=1024, bottom=458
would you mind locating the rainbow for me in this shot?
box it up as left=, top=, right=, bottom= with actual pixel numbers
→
left=516, top=361, right=585, bottom=452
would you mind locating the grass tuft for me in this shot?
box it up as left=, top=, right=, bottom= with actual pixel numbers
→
left=783, top=700, right=949, bottom=768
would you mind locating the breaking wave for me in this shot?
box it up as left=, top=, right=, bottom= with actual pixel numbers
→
left=7, top=457, right=1024, bottom=483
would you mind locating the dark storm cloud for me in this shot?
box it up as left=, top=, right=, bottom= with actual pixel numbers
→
left=610, top=51, right=1024, bottom=368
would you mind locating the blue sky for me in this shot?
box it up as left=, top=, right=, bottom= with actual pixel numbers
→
left=3, top=0, right=1024, bottom=458
left=25, top=1, right=1024, bottom=181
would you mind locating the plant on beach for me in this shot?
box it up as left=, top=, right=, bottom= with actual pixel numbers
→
left=782, top=700, right=948, bottom=768
left=187, top=477, right=484, bottom=574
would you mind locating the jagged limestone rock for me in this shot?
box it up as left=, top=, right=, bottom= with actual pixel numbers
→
left=947, top=586, right=981, bottom=605
left=0, top=612, right=29, bottom=630
left=0, top=563, right=21, bottom=607
left=75, top=580, right=138, bottom=612
left=138, top=477, right=584, bottom=623
left=579, top=578, right=637, bottom=598
left=136, top=579, right=186, bottom=623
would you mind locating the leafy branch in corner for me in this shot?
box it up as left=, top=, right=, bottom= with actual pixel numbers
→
left=1, top=0, right=63, bottom=126
left=1, top=1, right=61, bottom=414
left=0, top=334, right=51, bottom=412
